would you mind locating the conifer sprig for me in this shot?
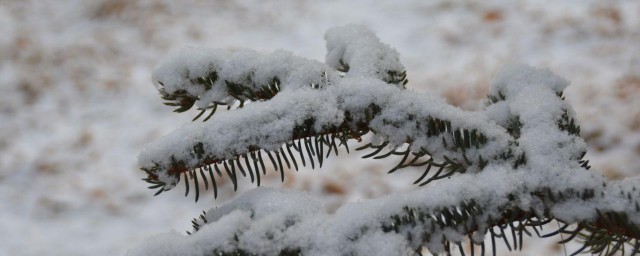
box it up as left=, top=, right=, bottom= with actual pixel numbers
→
left=132, top=25, right=640, bottom=256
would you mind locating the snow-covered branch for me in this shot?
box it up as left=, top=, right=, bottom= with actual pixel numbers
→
left=128, top=172, right=640, bottom=256
left=133, top=24, right=640, bottom=255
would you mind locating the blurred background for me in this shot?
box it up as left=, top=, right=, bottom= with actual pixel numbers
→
left=1, top=0, right=639, bottom=255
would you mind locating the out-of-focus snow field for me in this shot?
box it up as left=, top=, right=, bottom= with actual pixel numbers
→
left=1, top=0, right=638, bottom=255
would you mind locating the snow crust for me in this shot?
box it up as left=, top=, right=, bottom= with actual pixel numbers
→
left=325, top=24, right=405, bottom=83
left=491, top=64, right=570, bottom=98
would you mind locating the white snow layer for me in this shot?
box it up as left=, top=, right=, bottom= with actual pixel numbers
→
left=325, top=24, right=405, bottom=83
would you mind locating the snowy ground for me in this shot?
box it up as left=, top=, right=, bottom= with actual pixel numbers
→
left=1, top=0, right=639, bottom=255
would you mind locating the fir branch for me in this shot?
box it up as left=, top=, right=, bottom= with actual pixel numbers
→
left=153, top=48, right=341, bottom=121
left=133, top=25, right=640, bottom=255
left=129, top=174, right=640, bottom=256
left=138, top=80, right=511, bottom=201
